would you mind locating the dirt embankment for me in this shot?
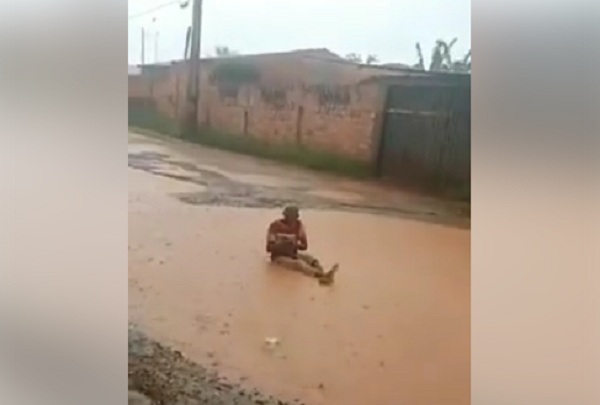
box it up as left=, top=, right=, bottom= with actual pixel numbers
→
left=129, top=325, right=303, bottom=405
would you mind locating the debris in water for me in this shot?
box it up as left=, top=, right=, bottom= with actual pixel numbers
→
left=264, top=337, right=280, bottom=349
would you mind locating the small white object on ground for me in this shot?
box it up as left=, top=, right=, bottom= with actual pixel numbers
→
left=264, top=337, right=280, bottom=348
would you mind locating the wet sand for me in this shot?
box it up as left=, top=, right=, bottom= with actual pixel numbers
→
left=129, top=133, right=470, bottom=405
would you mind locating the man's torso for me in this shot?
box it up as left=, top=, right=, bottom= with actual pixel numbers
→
left=267, top=219, right=304, bottom=260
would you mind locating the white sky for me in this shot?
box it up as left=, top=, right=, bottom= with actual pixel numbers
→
left=128, top=0, right=471, bottom=66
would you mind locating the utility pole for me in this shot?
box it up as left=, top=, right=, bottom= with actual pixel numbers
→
left=155, top=31, right=160, bottom=63
left=184, top=0, right=203, bottom=135
left=141, top=28, right=145, bottom=65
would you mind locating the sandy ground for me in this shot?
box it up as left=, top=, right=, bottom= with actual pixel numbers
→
left=128, top=132, right=470, bottom=405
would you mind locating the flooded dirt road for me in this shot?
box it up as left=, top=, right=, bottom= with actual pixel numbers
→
left=128, top=132, right=470, bottom=405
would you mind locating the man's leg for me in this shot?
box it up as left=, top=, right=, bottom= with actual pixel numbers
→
left=297, top=253, right=324, bottom=272
left=273, top=256, right=322, bottom=277
left=298, top=253, right=339, bottom=284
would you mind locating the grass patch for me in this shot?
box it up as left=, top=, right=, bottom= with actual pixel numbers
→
left=189, top=128, right=371, bottom=178
left=128, top=104, right=179, bottom=137
left=128, top=106, right=371, bottom=179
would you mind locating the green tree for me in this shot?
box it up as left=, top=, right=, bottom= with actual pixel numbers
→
left=345, top=53, right=362, bottom=63
left=215, top=46, right=239, bottom=58
left=365, top=54, right=379, bottom=65
left=415, top=38, right=470, bottom=72
left=413, top=42, right=425, bottom=70
left=451, top=49, right=471, bottom=72
left=429, top=38, right=457, bottom=71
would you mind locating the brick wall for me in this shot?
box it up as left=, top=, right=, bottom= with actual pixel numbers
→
left=129, top=53, right=389, bottom=163
left=128, top=75, right=150, bottom=99
left=200, top=82, right=380, bottom=161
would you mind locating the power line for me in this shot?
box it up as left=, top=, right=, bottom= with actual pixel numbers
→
left=128, top=0, right=189, bottom=20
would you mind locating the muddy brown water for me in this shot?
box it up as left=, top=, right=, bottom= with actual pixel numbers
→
left=129, top=163, right=470, bottom=405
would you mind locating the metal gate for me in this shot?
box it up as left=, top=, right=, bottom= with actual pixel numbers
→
left=377, top=77, right=471, bottom=193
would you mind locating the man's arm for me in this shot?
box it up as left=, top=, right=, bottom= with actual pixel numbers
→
left=297, top=223, right=308, bottom=251
left=266, top=223, right=277, bottom=252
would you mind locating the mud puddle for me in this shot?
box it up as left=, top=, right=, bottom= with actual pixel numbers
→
left=129, top=136, right=470, bottom=405
left=128, top=150, right=468, bottom=228
left=129, top=199, right=470, bottom=405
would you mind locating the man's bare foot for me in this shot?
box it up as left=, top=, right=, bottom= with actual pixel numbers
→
left=318, top=264, right=339, bottom=285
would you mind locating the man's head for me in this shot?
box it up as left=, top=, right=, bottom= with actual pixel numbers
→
left=282, top=205, right=300, bottom=223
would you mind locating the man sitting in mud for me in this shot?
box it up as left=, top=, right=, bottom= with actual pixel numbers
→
left=266, top=206, right=339, bottom=285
